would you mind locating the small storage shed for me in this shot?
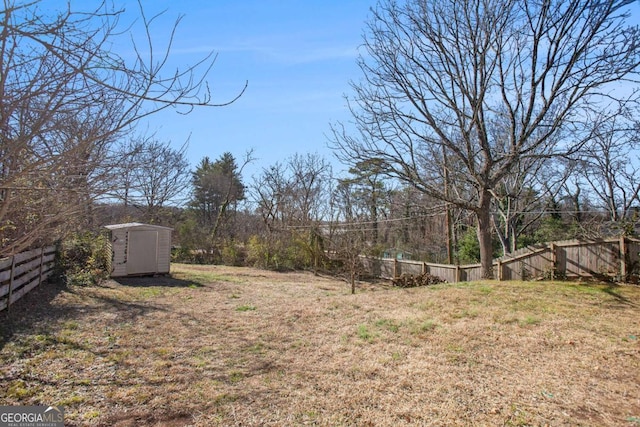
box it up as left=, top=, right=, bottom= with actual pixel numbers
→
left=382, top=248, right=413, bottom=260
left=104, top=223, right=172, bottom=277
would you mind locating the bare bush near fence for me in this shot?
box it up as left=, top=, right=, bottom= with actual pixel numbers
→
left=391, top=272, right=445, bottom=288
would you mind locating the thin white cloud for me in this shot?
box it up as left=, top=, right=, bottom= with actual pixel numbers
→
left=171, top=34, right=360, bottom=66
left=265, top=45, right=359, bottom=65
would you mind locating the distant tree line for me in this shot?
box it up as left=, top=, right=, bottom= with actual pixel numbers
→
left=93, top=140, right=640, bottom=278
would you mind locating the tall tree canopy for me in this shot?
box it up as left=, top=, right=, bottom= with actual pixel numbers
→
left=331, top=0, right=640, bottom=277
left=190, top=153, right=245, bottom=235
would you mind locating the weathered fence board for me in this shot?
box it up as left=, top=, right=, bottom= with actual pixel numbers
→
left=0, top=246, right=56, bottom=312
left=498, top=246, right=553, bottom=281
left=363, top=238, right=640, bottom=283
left=0, top=257, right=12, bottom=271
left=0, top=269, right=10, bottom=283
left=462, top=265, right=484, bottom=282
left=429, top=264, right=460, bottom=283
left=0, top=282, right=9, bottom=299
left=396, top=260, right=423, bottom=276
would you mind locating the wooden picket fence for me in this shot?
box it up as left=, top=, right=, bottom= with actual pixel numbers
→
left=361, top=237, right=640, bottom=283
left=0, top=246, right=56, bottom=312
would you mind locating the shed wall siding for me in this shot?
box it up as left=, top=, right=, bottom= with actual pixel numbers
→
left=157, top=230, right=171, bottom=274
left=110, top=229, right=128, bottom=277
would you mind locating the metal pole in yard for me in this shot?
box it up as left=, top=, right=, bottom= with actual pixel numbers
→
left=619, top=236, right=627, bottom=282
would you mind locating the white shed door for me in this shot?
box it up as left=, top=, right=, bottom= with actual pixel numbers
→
left=127, top=230, right=158, bottom=275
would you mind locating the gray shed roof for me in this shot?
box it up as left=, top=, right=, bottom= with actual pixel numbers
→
left=104, top=222, right=173, bottom=231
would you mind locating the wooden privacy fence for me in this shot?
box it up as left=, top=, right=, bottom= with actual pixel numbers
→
left=360, top=237, right=640, bottom=283
left=0, top=246, right=56, bottom=312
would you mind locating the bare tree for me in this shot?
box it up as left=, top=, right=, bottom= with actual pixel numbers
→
left=387, top=186, right=453, bottom=262
left=249, top=153, right=333, bottom=271
left=288, top=153, right=333, bottom=226
left=579, top=107, right=640, bottom=224
left=491, top=158, right=571, bottom=255
left=114, top=136, right=191, bottom=223
left=0, top=0, right=245, bottom=255
left=252, top=153, right=332, bottom=229
left=333, top=223, right=367, bottom=294
left=330, top=0, right=640, bottom=278
left=252, top=161, right=289, bottom=234
left=329, top=180, right=370, bottom=293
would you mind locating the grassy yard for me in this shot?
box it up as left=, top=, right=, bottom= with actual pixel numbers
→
left=1, top=264, right=639, bottom=426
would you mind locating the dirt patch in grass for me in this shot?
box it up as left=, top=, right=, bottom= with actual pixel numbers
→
left=1, top=264, right=639, bottom=426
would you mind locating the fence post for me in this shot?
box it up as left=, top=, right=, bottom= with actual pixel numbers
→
left=620, top=236, right=627, bottom=281
left=38, top=247, right=45, bottom=287
left=497, top=260, right=503, bottom=281
left=7, top=255, right=16, bottom=313
left=550, top=243, right=557, bottom=280
left=455, top=265, right=460, bottom=283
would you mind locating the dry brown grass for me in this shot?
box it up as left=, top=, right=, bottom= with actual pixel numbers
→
left=1, top=264, right=639, bottom=426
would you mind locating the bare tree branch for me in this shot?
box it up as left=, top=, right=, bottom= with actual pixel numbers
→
left=0, top=0, right=245, bottom=255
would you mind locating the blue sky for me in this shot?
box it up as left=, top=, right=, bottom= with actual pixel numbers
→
left=42, top=0, right=640, bottom=185
left=85, top=0, right=378, bottom=181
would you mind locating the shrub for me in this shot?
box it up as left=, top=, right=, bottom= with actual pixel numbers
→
left=456, top=226, right=501, bottom=263
left=246, top=235, right=270, bottom=269
left=57, top=232, right=110, bottom=286
left=220, top=240, right=246, bottom=266
left=171, top=246, right=195, bottom=263
left=246, top=234, right=312, bottom=271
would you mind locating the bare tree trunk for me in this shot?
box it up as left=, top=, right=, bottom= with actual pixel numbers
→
left=351, top=269, right=356, bottom=295
left=476, top=192, right=494, bottom=279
